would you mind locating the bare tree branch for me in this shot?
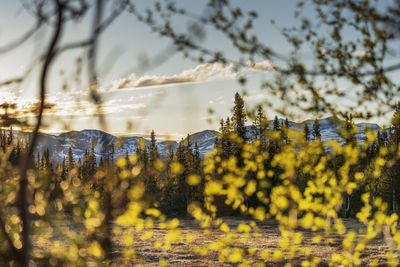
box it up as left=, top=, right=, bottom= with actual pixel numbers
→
left=55, top=0, right=127, bottom=56
left=0, top=77, right=24, bottom=88
left=18, top=1, right=64, bottom=265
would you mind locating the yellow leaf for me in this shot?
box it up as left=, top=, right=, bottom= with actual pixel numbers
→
left=170, top=162, right=184, bottom=175
left=187, top=174, right=201, bottom=186
left=88, top=241, right=103, bottom=258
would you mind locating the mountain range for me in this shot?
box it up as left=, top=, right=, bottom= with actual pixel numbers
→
left=12, top=117, right=381, bottom=164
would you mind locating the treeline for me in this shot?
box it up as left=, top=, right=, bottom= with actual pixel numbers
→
left=0, top=128, right=204, bottom=216
left=3, top=93, right=400, bottom=218
left=210, top=94, right=400, bottom=217
left=210, top=94, right=400, bottom=218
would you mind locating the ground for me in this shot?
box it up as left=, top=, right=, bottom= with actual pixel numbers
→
left=106, top=218, right=392, bottom=266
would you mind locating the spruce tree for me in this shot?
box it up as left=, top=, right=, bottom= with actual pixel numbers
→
left=142, top=147, right=149, bottom=169
left=185, top=134, right=192, bottom=151
left=192, top=141, right=203, bottom=202
left=194, top=142, right=201, bottom=172
left=273, top=116, right=280, bottom=131
left=61, top=158, right=67, bottom=180
left=389, top=103, right=400, bottom=213
left=9, top=138, right=21, bottom=165
left=252, top=105, right=268, bottom=148
left=214, top=119, right=224, bottom=151
left=344, top=114, right=357, bottom=145
left=312, top=119, right=321, bottom=140
left=174, top=140, right=188, bottom=211
left=304, top=122, right=310, bottom=142
left=0, top=130, right=6, bottom=151
left=170, top=135, right=199, bottom=212
left=184, top=134, right=196, bottom=208
left=99, top=157, right=105, bottom=169
left=390, top=103, right=400, bottom=145
left=149, top=130, right=159, bottom=164
left=223, top=117, right=233, bottom=158
left=269, top=116, right=281, bottom=154
left=76, top=159, right=83, bottom=179
left=88, top=140, right=97, bottom=178
left=231, top=92, right=247, bottom=141
left=43, top=148, right=51, bottom=170
left=111, top=142, right=115, bottom=163
left=231, top=92, right=247, bottom=164
left=40, top=152, right=45, bottom=170
left=35, top=151, right=41, bottom=169
left=378, top=127, right=387, bottom=147
left=7, top=127, right=13, bottom=146
left=67, top=146, right=75, bottom=171
left=82, top=150, right=89, bottom=179
left=281, top=118, right=290, bottom=144
left=166, top=142, right=174, bottom=162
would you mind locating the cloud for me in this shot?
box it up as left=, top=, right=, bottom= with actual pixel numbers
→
left=353, top=50, right=370, bottom=58
left=45, top=101, right=146, bottom=117
left=112, top=60, right=275, bottom=90
left=243, top=93, right=268, bottom=102
left=246, top=60, right=276, bottom=71
left=0, top=90, right=147, bottom=121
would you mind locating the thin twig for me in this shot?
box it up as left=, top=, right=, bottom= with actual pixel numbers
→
left=17, top=1, right=64, bottom=266
left=0, top=77, right=24, bottom=88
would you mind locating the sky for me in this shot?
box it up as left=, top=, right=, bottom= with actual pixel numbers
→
left=0, top=1, right=397, bottom=139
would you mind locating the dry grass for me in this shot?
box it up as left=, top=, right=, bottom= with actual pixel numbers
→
left=108, top=218, right=393, bottom=266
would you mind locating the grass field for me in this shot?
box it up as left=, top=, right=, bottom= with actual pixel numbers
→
left=106, top=218, right=392, bottom=266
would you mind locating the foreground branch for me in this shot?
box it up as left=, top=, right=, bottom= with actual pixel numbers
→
left=17, top=1, right=64, bottom=266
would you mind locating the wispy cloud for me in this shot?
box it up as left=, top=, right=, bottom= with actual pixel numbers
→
left=44, top=100, right=146, bottom=117
left=0, top=91, right=147, bottom=120
left=112, top=60, right=275, bottom=90
left=353, top=49, right=370, bottom=58
left=243, top=93, right=268, bottom=102
left=247, top=60, right=276, bottom=72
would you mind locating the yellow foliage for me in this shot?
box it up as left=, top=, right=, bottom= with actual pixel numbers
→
left=168, top=218, right=180, bottom=229
left=159, top=257, right=168, bottom=266
left=145, top=208, right=161, bottom=217
left=129, top=182, right=145, bottom=200
left=220, top=223, right=230, bottom=233
left=237, top=223, right=251, bottom=233
left=187, top=174, right=201, bottom=186
left=205, top=181, right=223, bottom=195
left=165, top=229, right=181, bottom=243
left=88, top=241, right=103, bottom=258
left=6, top=111, right=400, bottom=266
left=170, top=161, right=184, bottom=175
left=228, top=248, right=243, bottom=263
left=116, top=158, right=127, bottom=168
left=116, top=202, right=142, bottom=226
left=253, top=206, right=266, bottom=221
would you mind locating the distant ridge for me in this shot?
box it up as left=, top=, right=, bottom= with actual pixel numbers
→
left=6, top=117, right=380, bottom=164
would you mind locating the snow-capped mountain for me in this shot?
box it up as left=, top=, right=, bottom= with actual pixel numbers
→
left=29, top=129, right=213, bottom=163
left=10, top=117, right=380, bottom=164
left=301, top=116, right=380, bottom=142
left=185, top=130, right=219, bottom=155
left=246, top=116, right=380, bottom=143
left=32, top=130, right=179, bottom=163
